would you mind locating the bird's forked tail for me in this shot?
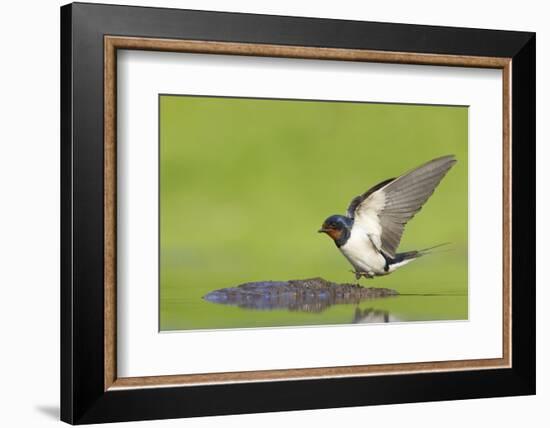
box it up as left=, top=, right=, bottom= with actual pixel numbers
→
left=387, top=243, right=450, bottom=272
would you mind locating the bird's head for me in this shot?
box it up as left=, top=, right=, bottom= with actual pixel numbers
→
left=318, top=215, right=353, bottom=246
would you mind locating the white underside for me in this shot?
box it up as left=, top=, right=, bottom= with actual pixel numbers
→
left=339, top=225, right=417, bottom=275
left=339, top=225, right=387, bottom=275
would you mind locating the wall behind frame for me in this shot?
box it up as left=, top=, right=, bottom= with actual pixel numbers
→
left=0, top=0, right=545, bottom=427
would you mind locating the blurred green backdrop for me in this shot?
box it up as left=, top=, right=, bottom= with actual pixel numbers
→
left=160, top=95, right=468, bottom=331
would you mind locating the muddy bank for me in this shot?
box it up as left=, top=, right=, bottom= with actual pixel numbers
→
left=203, top=277, right=398, bottom=312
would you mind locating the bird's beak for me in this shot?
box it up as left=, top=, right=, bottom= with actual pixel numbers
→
left=318, top=228, right=328, bottom=233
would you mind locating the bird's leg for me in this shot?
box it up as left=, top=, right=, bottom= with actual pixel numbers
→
left=350, top=270, right=374, bottom=280
left=361, top=271, right=374, bottom=280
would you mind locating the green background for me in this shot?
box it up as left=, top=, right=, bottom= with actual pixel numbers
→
left=160, top=95, right=468, bottom=331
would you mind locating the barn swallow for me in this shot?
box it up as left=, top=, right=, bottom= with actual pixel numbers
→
left=318, top=155, right=456, bottom=279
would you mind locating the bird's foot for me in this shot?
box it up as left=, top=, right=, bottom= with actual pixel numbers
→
left=350, top=270, right=374, bottom=280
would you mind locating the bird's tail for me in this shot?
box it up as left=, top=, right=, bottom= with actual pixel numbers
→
left=392, top=242, right=451, bottom=263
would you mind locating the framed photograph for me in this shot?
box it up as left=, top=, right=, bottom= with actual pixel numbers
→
left=60, top=2, right=535, bottom=424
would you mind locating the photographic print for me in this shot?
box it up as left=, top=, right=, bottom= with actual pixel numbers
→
left=159, top=95, right=468, bottom=331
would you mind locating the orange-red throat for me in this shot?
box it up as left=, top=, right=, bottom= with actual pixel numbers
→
left=318, top=225, right=343, bottom=241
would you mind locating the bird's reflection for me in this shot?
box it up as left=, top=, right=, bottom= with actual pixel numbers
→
left=203, top=280, right=398, bottom=323
left=353, top=307, right=394, bottom=323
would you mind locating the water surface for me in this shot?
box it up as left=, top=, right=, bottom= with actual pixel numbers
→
left=161, top=292, right=467, bottom=331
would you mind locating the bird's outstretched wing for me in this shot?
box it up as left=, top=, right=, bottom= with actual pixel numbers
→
left=347, top=155, right=457, bottom=258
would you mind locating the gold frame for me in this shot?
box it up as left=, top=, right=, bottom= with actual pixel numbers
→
left=104, top=36, right=512, bottom=391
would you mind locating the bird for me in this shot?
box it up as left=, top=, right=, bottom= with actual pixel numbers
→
left=318, top=155, right=457, bottom=280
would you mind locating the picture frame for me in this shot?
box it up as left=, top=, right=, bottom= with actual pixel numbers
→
left=60, top=2, right=535, bottom=424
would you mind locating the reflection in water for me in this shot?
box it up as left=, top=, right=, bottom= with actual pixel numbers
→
left=353, top=307, right=400, bottom=323
left=203, top=279, right=400, bottom=323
